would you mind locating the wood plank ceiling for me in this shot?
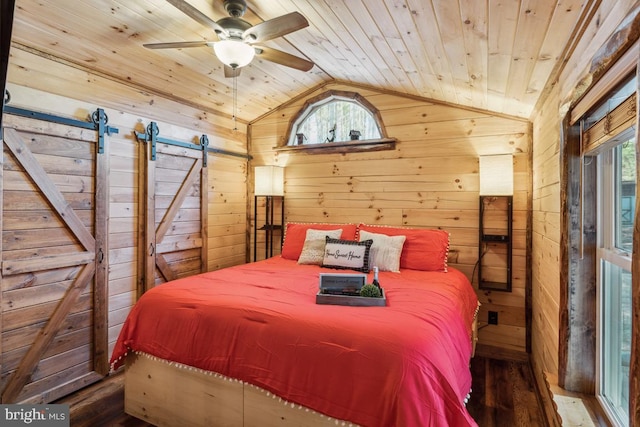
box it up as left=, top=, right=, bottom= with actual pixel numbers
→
left=8, top=0, right=588, bottom=123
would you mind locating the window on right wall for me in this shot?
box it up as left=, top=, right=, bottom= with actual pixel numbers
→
left=594, top=131, right=635, bottom=427
left=581, top=74, right=636, bottom=427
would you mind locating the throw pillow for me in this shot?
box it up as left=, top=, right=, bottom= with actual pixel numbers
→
left=298, top=229, right=343, bottom=265
left=359, top=230, right=406, bottom=272
left=322, top=237, right=373, bottom=273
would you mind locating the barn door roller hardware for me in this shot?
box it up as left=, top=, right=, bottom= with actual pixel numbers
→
left=200, top=134, right=209, bottom=167
left=2, top=96, right=118, bottom=154
left=91, top=108, right=114, bottom=154
left=135, top=121, right=205, bottom=162
left=135, top=121, right=251, bottom=162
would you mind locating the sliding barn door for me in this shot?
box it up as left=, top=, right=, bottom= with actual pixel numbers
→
left=0, top=114, right=108, bottom=403
left=141, top=134, right=208, bottom=290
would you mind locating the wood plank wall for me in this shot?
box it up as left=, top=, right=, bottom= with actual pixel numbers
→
left=249, top=82, right=532, bottom=354
left=5, top=48, right=248, bottom=367
left=531, top=84, right=562, bottom=380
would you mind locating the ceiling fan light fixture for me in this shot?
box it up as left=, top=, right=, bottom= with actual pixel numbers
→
left=214, top=39, right=255, bottom=68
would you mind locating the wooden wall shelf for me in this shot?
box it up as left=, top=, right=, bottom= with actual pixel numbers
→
left=275, top=138, right=396, bottom=154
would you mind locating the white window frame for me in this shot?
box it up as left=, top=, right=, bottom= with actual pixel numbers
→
left=286, top=94, right=382, bottom=146
left=279, top=90, right=396, bottom=154
left=595, top=136, right=634, bottom=427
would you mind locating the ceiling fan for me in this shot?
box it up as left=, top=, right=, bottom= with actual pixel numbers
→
left=144, top=0, right=314, bottom=77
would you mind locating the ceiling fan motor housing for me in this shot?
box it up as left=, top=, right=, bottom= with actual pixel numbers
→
left=223, top=0, right=247, bottom=18
left=216, top=17, right=252, bottom=38
left=217, top=0, right=251, bottom=39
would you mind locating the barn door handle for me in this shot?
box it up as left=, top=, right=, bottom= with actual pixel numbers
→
left=149, top=243, right=155, bottom=256
left=97, top=248, right=104, bottom=264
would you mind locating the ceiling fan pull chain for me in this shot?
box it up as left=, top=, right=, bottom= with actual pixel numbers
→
left=233, top=72, right=238, bottom=131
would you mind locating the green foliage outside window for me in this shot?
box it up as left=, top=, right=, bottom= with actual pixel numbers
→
left=287, top=92, right=383, bottom=146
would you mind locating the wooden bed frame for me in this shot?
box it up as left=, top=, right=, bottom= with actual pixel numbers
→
left=124, top=352, right=346, bottom=426
left=123, top=318, right=478, bottom=426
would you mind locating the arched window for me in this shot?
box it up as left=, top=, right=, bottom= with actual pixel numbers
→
left=282, top=90, right=395, bottom=153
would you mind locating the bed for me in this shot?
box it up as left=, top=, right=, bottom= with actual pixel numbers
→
left=110, top=223, right=480, bottom=426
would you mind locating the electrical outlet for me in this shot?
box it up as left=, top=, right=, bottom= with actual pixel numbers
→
left=488, top=311, right=498, bottom=325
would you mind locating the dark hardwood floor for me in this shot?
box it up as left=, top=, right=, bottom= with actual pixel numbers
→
left=467, top=356, right=546, bottom=426
left=56, top=356, right=545, bottom=427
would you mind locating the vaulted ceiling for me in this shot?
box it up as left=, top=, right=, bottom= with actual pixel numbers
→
left=9, top=0, right=593, bottom=124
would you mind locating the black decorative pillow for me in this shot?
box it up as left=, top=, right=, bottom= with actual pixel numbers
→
left=322, top=237, right=373, bottom=273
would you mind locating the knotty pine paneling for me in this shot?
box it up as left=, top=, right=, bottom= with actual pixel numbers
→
left=207, top=154, right=248, bottom=268
left=531, top=81, right=563, bottom=379
left=249, top=82, right=532, bottom=354
left=7, top=48, right=248, bottom=151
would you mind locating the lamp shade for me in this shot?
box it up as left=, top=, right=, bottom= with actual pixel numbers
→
left=255, top=166, right=284, bottom=196
left=479, top=154, right=513, bottom=196
left=213, top=39, right=255, bottom=68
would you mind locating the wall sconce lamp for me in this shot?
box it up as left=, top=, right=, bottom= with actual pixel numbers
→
left=254, top=165, right=284, bottom=196
left=479, top=154, right=513, bottom=196
left=478, top=154, right=513, bottom=292
left=254, top=166, right=285, bottom=262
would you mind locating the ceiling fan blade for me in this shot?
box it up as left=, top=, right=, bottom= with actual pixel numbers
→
left=166, top=0, right=228, bottom=37
left=144, top=41, right=210, bottom=49
left=224, top=65, right=241, bottom=78
left=243, top=12, right=308, bottom=43
left=255, top=46, right=314, bottom=72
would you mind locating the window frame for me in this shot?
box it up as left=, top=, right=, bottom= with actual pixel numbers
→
left=560, top=65, right=637, bottom=426
left=278, top=90, right=396, bottom=154
left=594, top=138, right=634, bottom=427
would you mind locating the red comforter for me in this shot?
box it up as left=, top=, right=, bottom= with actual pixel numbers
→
left=111, top=257, right=479, bottom=426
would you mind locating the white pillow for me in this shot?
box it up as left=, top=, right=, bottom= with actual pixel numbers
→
left=297, top=228, right=343, bottom=265
left=359, top=230, right=406, bottom=272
